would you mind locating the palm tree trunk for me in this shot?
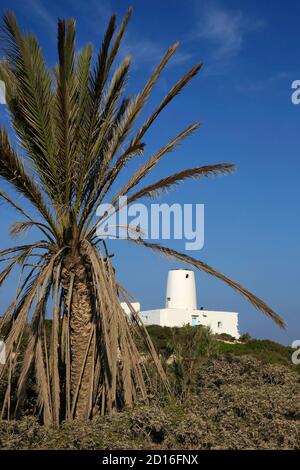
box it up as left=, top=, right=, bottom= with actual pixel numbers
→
left=62, top=256, right=94, bottom=420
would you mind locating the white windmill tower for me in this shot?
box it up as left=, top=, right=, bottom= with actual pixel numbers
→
left=165, top=269, right=197, bottom=310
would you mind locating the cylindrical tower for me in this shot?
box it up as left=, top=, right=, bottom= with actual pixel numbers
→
left=165, top=269, right=197, bottom=310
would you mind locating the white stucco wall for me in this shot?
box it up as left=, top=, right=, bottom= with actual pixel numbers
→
left=140, top=308, right=191, bottom=327
left=140, top=309, right=163, bottom=326
left=120, top=302, right=140, bottom=315
left=192, top=310, right=239, bottom=338
left=140, top=308, right=239, bottom=338
left=165, top=270, right=197, bottom=310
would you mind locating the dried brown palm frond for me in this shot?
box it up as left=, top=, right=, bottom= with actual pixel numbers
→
left=0, top=9, right=284, bottom=426
left=9, top=221, right=53, bottom=239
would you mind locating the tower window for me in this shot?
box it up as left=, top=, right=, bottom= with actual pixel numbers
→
left=185, top=274, right=189, bottom=278
left=218, top=321, right=223, bottom=329
left=167, top=297, right=171, bottom=301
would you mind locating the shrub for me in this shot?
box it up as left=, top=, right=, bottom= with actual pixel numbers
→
left=240, top=332, right=252, bottom=343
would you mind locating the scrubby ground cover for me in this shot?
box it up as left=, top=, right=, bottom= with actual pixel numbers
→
left=1, top=353, right=299, bottom=450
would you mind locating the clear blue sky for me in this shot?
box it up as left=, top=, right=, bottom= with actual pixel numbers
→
left=0, top=0, right=299, bottom=344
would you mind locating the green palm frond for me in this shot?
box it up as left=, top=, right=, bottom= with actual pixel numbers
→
left=111, top=122, right=201, bottom=206
left=2, top=12, right=56, bottom=195
left=0, top=128, right=59, bottom=239
left=54, top=18, right=77, bottom=209
left=126, top=163, right=236, bottom=203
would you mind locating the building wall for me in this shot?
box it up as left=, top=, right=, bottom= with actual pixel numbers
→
left=120, top=302, right=140, bottom=315
left=140, top=309, right=164, bottom=326
left=160, top=308, right=192, bottom=327
left=140, top=308, right=239, bottom=338
left=192, top=310, right=239, bottom=338
left=141, top=308, right=191, bottom=327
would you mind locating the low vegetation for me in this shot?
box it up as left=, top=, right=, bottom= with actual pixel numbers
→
left=148, top=325, right=300, bottom=374
left=0, top=354, right=299, bottom=450
left=0, top=326, right=299, bottom=450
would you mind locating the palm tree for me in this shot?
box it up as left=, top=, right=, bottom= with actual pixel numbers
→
left=0, top=9, right=284, bottom=425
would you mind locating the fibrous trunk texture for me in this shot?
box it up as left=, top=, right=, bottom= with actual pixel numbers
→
left=62, top=256, right=94, bottom=420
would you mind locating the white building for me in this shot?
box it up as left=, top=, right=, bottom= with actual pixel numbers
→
left=121, top=269, right=239, bottom=339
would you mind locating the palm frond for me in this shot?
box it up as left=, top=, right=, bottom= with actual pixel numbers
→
left=111, top=122, right=200, bottom=206
left=15, top=272, right=52, bottom=418
left=49, top=260, right=61, bottom=426
left=87, top=64, right=202, bottom=213
left=130, top=64, right=202, bottom=147
left=73, top=13, right=133, bottom=216
left=77, top=14, right=116, bottom=179
left=85, top=40, right=181, bottom=217
left=0, top=129, right=59, bottom=239
left=54, top=18, right=77, bottom=209
left=8, top=220, right=54, bottom=242
left=0, top=242, right=49, bottom=259
left=83, top=56, right=132, bottom=198
left=2, top=12, right=56, bottom=194
left=106, top=7, right=132, bottom=72
left=100, top=41, right=180, bottom=171
left=0, top=245, right=43, bottom=292
left=72, top=44, right=93, bottom=202
left=126, top=163, right=236, bottom=203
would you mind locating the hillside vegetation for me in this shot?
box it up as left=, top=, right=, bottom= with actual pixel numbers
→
left=0, top=326, right=299, bottom=450
left=147, top=325, right=300, bottom=375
